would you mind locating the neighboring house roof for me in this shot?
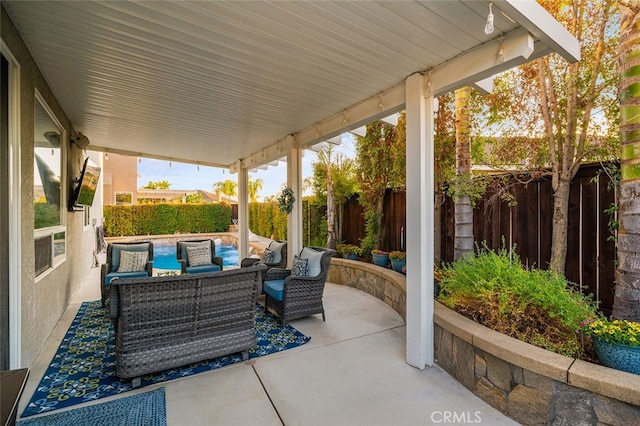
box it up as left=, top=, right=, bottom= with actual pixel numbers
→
left=197, top=189, right=236, bottom=203
left=136, top=188, right=237, bottom=204
left=137, top=189, right=196, bottom=201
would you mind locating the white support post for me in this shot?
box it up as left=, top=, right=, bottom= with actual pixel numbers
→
left=405, top=73, right=435, bottom=369
left=237, top=167, right=249, bottom=261
left=286, top=139, right=303, bottom=267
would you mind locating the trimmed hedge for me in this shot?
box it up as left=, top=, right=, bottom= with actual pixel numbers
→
left=248, top=199, right=326, bottom=246
left=103, top=200, right=326, bottom=243
left=248, top=202, right=287, bottom=240
left=103, top=203, right=231, bottom=237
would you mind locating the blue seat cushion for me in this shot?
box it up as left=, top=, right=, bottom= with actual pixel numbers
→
left=104, top=271, right=149, bottom=286
left=185, top=264, right=221, bottom=274
left=263, top=279, right=285, bottom=302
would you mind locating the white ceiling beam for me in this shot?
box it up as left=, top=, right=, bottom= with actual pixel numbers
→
left=381, top=113, right=399, bottom=127
left=495, top=0, right=580, bottom=63
left=231, top=135, right=294, bottom=173
left=294, top=82, right=406, bottom=150
left=350, top=126, right=367, bottom=137
left=428, top=29, right=534, bottom=97
left=95, top=147, right=228, bottom=169
left=471, top=77, right=494, bottom=95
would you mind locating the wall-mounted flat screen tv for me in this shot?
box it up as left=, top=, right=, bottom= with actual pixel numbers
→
left=69, top=157, right=101, bottom=210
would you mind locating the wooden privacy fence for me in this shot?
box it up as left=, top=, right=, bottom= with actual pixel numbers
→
left=343, top=163, right=617, bottom=315
left=342, top=190, right=407, bottom=253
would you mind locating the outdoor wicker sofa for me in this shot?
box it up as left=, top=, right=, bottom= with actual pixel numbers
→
left=109, top=265, right=266, bottom=385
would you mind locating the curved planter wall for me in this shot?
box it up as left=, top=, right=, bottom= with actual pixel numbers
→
left=328, top=258, right=640, bottom=425
left=328, top=258, right=406, bottom=320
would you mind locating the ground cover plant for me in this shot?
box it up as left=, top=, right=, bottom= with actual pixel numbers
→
left=437, top=245, right=598, bottom=360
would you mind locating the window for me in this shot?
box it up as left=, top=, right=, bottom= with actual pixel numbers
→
left=115, top=192, right=133, bottom=205
left=33, top=93, right=65, bottom=274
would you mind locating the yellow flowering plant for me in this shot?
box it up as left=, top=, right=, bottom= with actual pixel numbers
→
left=584, top=318, right=640, bottom=347
left=337, top=244, right=361, bottom=256
left=389, top=251, right=406, bottom=261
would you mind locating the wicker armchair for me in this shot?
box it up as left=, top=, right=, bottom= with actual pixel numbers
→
left=263, top=246, right=336, bottom=327
left=176, top=239, right=223, bottom=274
left=241, top=240, right=287, bottom=291
left=100, top=241, right=153, bottom=307
left=241, top=239, right=287, bottom=268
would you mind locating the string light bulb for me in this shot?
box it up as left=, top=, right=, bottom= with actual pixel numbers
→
left=105, top=152, right=109, bottom=160
left=169, top=161, right=172, bottom=168
left=485, top=2, right=494, bottom=35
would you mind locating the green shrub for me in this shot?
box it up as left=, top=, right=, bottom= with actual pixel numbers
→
left=248, top=199, right=326, bottom=245
left=103, top=203, right=231, bottom=236
left=34, top=203, right=61, bottom=229
left=438, top=245, right=598, bottom=359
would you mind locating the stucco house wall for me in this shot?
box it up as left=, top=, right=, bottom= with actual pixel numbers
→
left=2, top=6, right=101, bottom=367
left=102, top=152, right=138, bottom=205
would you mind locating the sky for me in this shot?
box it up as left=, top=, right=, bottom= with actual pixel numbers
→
left=136, top=134, right=356, bottom=200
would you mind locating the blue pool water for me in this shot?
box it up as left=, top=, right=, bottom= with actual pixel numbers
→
left=153, top=243, right=239, bottom=270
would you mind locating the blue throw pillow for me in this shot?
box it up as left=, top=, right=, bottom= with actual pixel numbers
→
left=291, top=255, right=308, bottom=276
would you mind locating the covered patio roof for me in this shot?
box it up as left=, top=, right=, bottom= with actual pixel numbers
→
left=3, top=0, right=580, bottom=371
left=4, top=0, right=578, bottom=170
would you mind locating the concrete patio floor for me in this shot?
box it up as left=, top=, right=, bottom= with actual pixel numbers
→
left=17, top=264, right=519, bottom=425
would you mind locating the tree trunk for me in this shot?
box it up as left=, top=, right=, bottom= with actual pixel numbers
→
left=614, top=0, right=640, bottom=321
left=549, top=178, right=571, bottom=274
left=434, top=183, right=444, bottom=263
left=376, top=195, right=385, bottom=249
left=454, top=87, right=473, bottom=260
left=326, top=167, right=336, bottom=249
left=336, top=203, right=343, bottom=245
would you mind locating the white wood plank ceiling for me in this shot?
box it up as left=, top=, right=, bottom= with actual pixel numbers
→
left=3, top=1, right=577, bottom=169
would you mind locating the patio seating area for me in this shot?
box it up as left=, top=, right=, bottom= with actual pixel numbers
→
left=16, top=262, right=517, bottom=425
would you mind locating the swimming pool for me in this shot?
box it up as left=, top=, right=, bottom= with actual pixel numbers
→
left=153, top=243, right=239, bottom=270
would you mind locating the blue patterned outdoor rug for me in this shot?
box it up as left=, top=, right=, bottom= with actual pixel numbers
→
left=22, top=301, right=310, bottom=417
left=18, top=387, right=166, bottom=426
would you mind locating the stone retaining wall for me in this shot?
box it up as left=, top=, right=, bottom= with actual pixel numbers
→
left=328, top=258, right=640, bottom=425
left=435, top=301, right=640, bottom=425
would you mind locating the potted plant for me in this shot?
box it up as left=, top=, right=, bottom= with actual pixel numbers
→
left=583, top=318, right=640, bottom=375
left=371, top=249, right=389, bottom=267
left=337, top=244, right=360, bottom=260
left=389, top=251, right=406, bottom=273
